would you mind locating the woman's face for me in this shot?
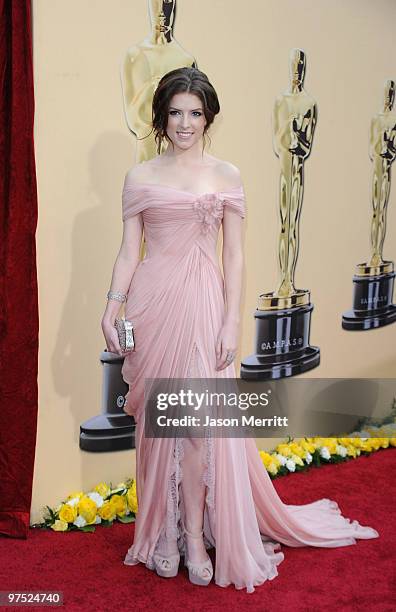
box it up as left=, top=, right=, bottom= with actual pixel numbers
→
left=165, top=92, right=207, bottom=150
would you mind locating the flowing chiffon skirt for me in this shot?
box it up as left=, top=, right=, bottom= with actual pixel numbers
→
left=120, top=177, right=379, bottom=593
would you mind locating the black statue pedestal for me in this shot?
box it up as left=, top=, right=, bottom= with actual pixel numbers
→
left=79, top=350, right=135, bottom=452
left=241, top=290, right=320, bottom=380
left=342, top=261, right=396, bottom=331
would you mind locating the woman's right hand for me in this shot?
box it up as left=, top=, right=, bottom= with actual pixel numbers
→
left=101, top=317, right=123, bottom=356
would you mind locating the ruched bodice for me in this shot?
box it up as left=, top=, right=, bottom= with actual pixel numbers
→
left=122, top=180, right=246, bottom=261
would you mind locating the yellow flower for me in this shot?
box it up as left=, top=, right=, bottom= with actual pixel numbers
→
left=51, top=519, right=68, bottom=532
left=390, top=438, right=396, bottom=447
left=58, top=503, right=77, bottom=524
left=339, top=437, right=365, bottom=449
left=318, top=438, right=338, bottom=454
left=110, top=494, right=127, bottom=517
left=298, top=439, right=316, bottom=454
left=267, top=462, right=279, bottom=476
left=259, top=452, right=280, bottom=475
left=361, top=438, right=387, bottom=452
left=127, top=481, right=138, bottom=514
left=369, top=439, right=380, bottom=451
left=259, top=451, right=272, bottom=466
left=344, top=444, right=359, bottom=457
left=77, top=496, right=97, bottom=525
left=307, top=437, right=338, bottom=455
left=288, top=442, right=306, bottom=458
left=98, top=500, right=116, bottom=521
left=94, top=482, right=110, bottom=498
left=276, top=443, right=292, bottom=457
left=311, top=437, right=325, bottom=449
left=66, top=491, right=83, bottom=501
left=291, top=453, right=304, bottom=466
left=260, top=451, right=280, bottom=474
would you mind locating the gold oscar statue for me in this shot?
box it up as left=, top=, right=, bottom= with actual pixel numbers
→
left=263, top=48, right=317, bottom=308
left=120, top=0, right=196, bottom=163
left=342, top=80, right=396, bottom=330
left=368, top=79, right=396, bottom=269
left=241, top=49, right=320, bottom=380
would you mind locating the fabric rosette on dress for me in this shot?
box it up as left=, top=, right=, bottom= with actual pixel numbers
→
left=192, top=193, right=224, bottom=234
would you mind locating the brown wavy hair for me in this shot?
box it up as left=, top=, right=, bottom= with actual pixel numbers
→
left=151, top=67, right=220, bottom=155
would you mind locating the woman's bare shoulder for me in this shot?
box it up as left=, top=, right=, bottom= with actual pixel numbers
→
left=214, top=158, right=242, bottom=189
left=124, top=159, right=157, bottom=184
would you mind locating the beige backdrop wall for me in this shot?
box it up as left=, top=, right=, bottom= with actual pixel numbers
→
left=31, top=0, right=396, bottom=524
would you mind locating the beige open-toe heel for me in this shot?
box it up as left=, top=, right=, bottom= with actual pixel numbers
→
left=153, top=551, right=180, bottom=578
left=182, top=526, right=213, bottom=586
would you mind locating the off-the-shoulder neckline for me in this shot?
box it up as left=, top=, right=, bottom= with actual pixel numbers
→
left=124, top=181, right=244, bottom=198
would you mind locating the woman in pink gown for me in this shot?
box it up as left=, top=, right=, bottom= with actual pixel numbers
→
left=102, top=67, right=378, bottom=593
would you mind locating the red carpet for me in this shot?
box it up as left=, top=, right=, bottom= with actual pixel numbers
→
left=0, top=448, right=394, bottom=611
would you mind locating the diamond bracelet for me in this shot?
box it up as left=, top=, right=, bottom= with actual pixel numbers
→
left=107, top=290, right=127, bottom=303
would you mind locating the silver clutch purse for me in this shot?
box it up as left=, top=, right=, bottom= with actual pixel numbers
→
left=114, top=317, right=135, bottom=353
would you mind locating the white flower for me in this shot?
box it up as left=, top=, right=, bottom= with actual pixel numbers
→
left=275, top=453, right=287, bottom=466
left=285, top=459, right=296, bottom=472
left=319, top=446, right=331, bottom=460
left=73, top=515, right=87, bottom=528
left=87, top=491, right=104, bottom=507
left=95, top=515, right=102, bottom=524
left=305, top=452, right=312, bottom=464
left=67, top=497, right=80, bottom=507
left=336, top=444, right=347, bottom=457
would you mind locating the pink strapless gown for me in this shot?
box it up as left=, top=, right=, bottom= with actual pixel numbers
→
left=120, top=175, right=379, bottom=593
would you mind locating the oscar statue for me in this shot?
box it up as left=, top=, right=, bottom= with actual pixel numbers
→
left=342, top=79, right=396, bottom=330
left=120, top=0, right=196, bottom=163
left=241, top=49, right=320, bottom=380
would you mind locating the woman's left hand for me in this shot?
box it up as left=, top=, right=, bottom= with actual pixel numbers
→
left=215, top=320, right=239, bottom=371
